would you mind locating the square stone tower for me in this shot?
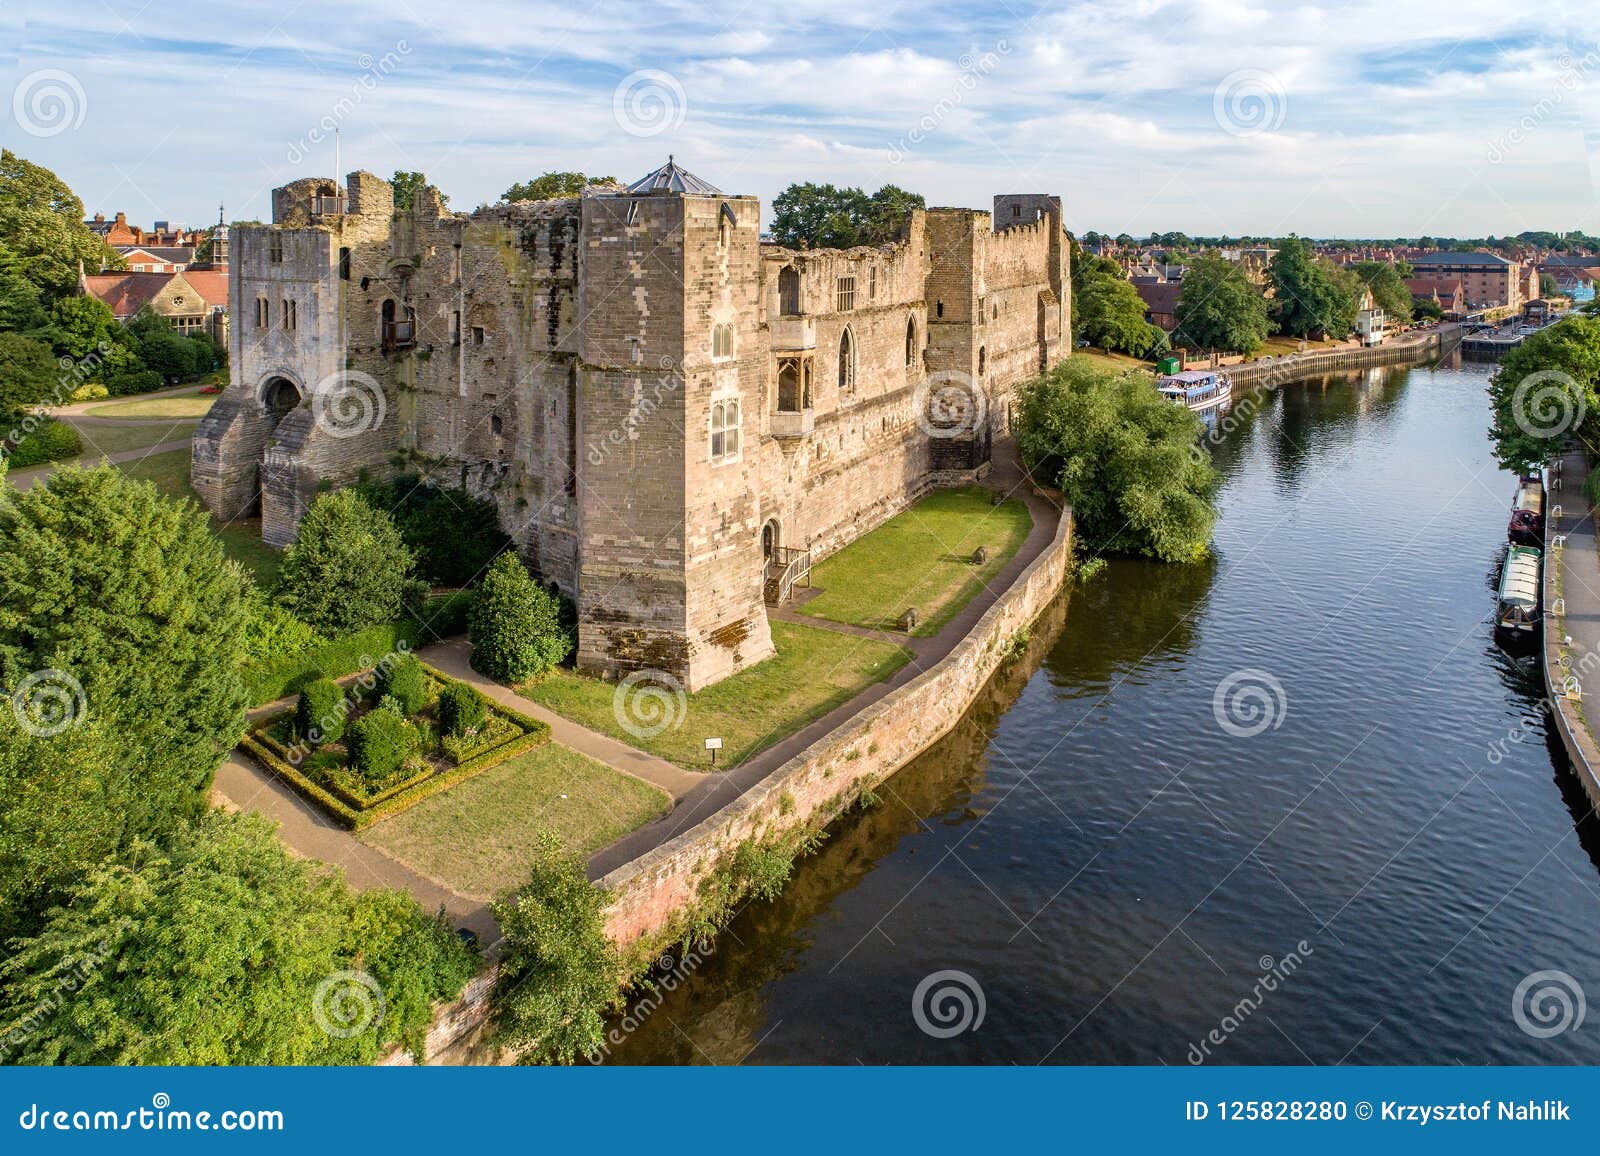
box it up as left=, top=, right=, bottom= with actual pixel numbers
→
left=574, top=160, right=775, bottom=691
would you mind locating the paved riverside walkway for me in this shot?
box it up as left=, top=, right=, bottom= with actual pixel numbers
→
left=216, top=440, right=1063, bottom=934
left=1547, top=452, right=1600, bottom=746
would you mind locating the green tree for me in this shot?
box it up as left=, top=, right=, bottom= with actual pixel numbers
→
left=42, top=294, right=126, bottom=364
left=0, top=331, right=60, bottom=427
left=1077, top=272, right=1169, bottom=358
left=391, top=171, right=448, bottom=213
left=769, top=182, right=925, bottom=249
left=1014, top=358, right=1219, bottom=561
left=1172, top=252, right=1272, bottom=353
left=1269, top=237, right=1358, bottom=338
left=1487, top=315, right=1600, bottom=472
left=467, top=553, right=572, bottom=682
left=1350, top=261, right=1414, bottom=325
left=0, top=811, right=476, bottom=1064
left=277, top=489, right=420, bottom=634
left=491, top=835, right=618, bottom=1064
left=356, top=475, right=511, bottom=587
left=0, top=241, right=45, bottom=332
left=502, top=172, right=616, bottom=202
left=0, top=150, right=121, bottom=299
left=0, top=465, right=250, bottom=840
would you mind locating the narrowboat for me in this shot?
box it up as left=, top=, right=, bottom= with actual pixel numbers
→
left=1496, top=544, right=1542, bottom=636
left=1157, top=369, right=1233, bottom=412
left=1507, top=469, right=1544, bottom=546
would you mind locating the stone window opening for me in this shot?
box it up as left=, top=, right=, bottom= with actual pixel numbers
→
left=838, top=328, right=856, bottom=394
left=626, top=200, right=640, bottom=226
left=978, top=346, right=987, bottom=376
left=472, top=325, right=486, bottom=346
left=778, top=266, right=800, bottom=316
left=284, top=298, right=297, bottom=331
left=776, top=357, right=812, bottom=412
left=836, top=275, right=856, bottom=312
left=905, top=316, right=918, bottom=368
left=381, top=299, right=416, bottom=350
left=710, top=398, right=741, bottom=462
left=255, top=297, right=269, bottom=328
left=339, top=247, right=351, bottom=281
left=491, top=413, right=504, bottom=437
left=451, top=311, right=461, bottom=344
left=269, top=233, right=284, bottom=264
left=712, top=323, right=735, bottom=360
left=869, top=266, right=877, bottom=300
left=936, top=300, right=944, bottom=319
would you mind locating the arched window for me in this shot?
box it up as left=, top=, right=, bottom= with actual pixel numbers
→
left=906, top=316, right=918, bottom=367
left=838, top=328, right=855, bottom=394
left=712, top=324, right=734, bottom=360
left=778, top=267, right=800, bottom=316
left=977, top=346, right=987, bottom=376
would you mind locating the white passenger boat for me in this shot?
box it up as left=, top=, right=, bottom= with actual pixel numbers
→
left=1157, top=369, right=1233, bottom=412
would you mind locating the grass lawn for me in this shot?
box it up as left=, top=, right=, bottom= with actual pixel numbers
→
left=86, top=390, right=216, bottom=420
left=523, top=619, right=912, bottom=769
left=1073, top=348, right=1156, bottom=375
left=800, top=486, right=1032, bottom=637
left=63, top=418, right=199, bottom=458
left=115, top=449, right=281, bottom=587
left=358, top=742, right=671, bottom=898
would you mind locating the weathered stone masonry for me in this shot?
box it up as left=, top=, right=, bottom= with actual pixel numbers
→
left=194, top=161, right=1071, bottom=690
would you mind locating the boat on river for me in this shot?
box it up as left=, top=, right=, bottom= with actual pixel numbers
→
left=1157, top=369, right=1233, bottom=412
left=1508, top=469, right=1544, bottom=546
left=1496, top=544, right=1542, bottom=637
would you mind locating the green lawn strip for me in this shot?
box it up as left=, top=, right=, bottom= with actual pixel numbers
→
left=358, top=742, right=671, bottom=898
left=523, top=619, right=912, bottom=769
left=84, top=390, right=216, bottom=419
left=799, top=486, right=1032, bottom=636
left=62, top=418, right=199, bottom=458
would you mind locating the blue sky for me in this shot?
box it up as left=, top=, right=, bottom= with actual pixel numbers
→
left=2, top=0, right=1595, bottom=238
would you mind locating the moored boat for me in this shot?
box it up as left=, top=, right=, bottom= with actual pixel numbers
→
left=1496, top=543, right=1542, bottom=636
left=1507, top=469, right=1544, bottom=546
left=1157, top=369, right=1233, bottom=412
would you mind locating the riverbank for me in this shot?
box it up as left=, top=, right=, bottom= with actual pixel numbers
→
left=1539, top=450, right=1600, bottom=812
left=1224, top=325, right=1455, bottom=388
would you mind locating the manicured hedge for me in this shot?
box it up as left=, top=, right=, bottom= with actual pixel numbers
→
left=239, top=661, right=550, bottom=830
left=242, top=590, right=474, bottom=706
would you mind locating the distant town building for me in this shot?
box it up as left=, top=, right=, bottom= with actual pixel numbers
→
left=116, top=245, right=194, bottom=273
left=1406, top=251, right=1523, bottom=312
left=1404, top=277, right=1466, bottom=318
left=1133, top=281, right=1182, bottom=332
left=86, top=211, right=203, bottom=249
left=1354, top=287, right=1385, bottom=345
left=78, top=266, right=229, bottom=342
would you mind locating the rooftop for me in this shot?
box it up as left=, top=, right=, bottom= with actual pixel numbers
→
left=624, top=156, right=722, bottom=196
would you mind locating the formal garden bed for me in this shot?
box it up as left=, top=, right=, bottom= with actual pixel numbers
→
left=241, top=656, right=549, bottom=830
left=799, top=486, right=1033, bottom=637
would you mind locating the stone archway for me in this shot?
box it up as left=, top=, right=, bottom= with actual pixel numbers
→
left=260, top=375, right=303, bottom=429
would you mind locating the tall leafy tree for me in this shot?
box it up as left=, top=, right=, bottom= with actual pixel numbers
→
left=467, top=552, right=572, bottom=682
left=277, top=489, right=420, bottom=634
left=0, top=331, right=60, bottom=427
left=391, top=170, right=448, bottom=213
left=0, top=465, right=250, bottom=834
left=1173, top=252, right=1272, bottom=353
left=0, top=150, right=121, bottom=298
left=769, top=182, right=925, bottom=249
left=502, top=172, right=616, bottom=202
left=1487, top=315, right=1600, bottom=473
left=1350, top=261, right=1414, bottom=325
left=1014, top=358, right=1219, bottom=561
left=1077, top=274, right=1169, bottom=358
left=1269, top=236, right=1358, bottom=338
left=0, top=811, right=476, bottom=1064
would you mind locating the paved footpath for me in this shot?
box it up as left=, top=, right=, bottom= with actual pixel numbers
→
left=1549, top=451, right=1600, bottom=739
left=216, top=440, right=1063, bottom=934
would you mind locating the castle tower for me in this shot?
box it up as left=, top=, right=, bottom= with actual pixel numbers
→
left=574, top=159, right=774, bottom=691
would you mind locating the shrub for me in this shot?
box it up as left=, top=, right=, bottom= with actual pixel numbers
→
left=356, top=474, right=511, bottom=587
left=491, top=836, right=619, bottom=1064
left=439, top=681, right=488, bottom=736
left=468, top=553, right=573, bottom=683
left=296, top=677, right=345, bottom=745
left=70, top=382, right=108, bottom=401
left=348, top=707, right=411, bottom=785
left=277, top=489, right=420, bottom=635
left=379, top=653, right=427, bottom=715
left=239, top=588, right=324, bottom=665
left=4, top=418, right=81, bottom=468
left=103, top=368, right=162, bottom=396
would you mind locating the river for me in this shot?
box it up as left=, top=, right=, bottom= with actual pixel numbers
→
left=602, top=356, right=1600, bottom=1066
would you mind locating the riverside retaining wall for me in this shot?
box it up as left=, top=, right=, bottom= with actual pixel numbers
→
left=1540, top=452, right=1600, bottom=813
left=1223, top=328, right=1451, bottom=389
